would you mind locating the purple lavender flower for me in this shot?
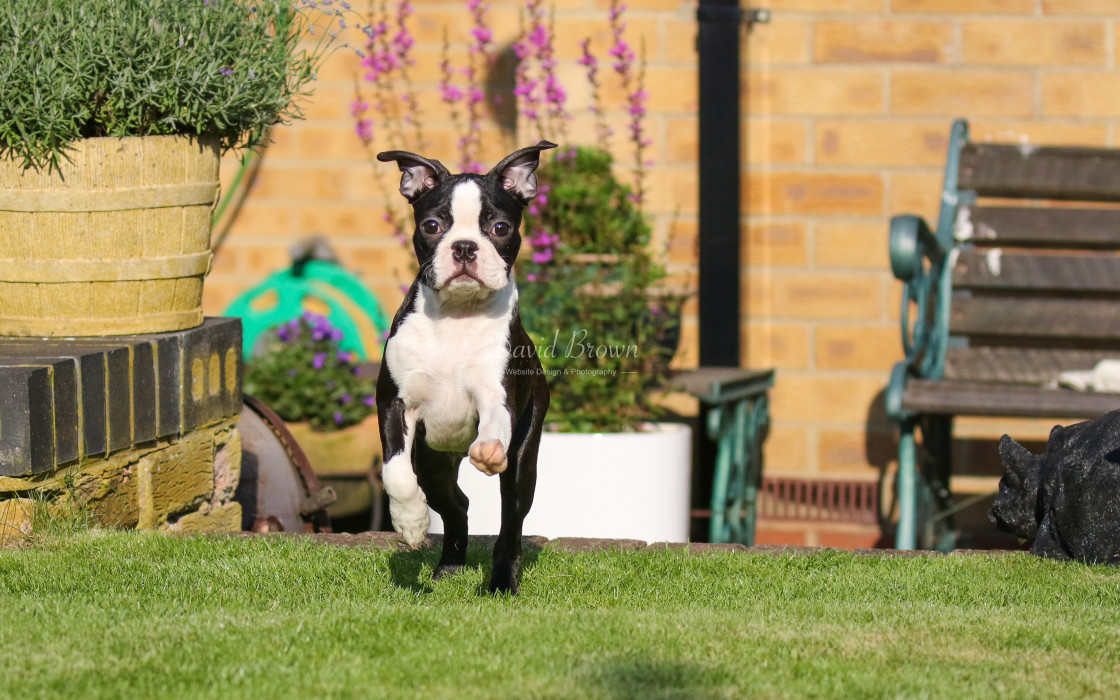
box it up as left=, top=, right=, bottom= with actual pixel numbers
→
left=334, top=412, right=344, bottom=425
left=340, top=393, right=352, bottom=404
left=363, top=396, right=375, bottom=407
left=312, top=353, right=327, bottom=370
left=218, top=67, right=234, bottom=77
left=276, top=325, right=292, bottom=342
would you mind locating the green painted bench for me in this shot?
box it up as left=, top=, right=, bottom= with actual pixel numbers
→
left=886, top=119, right=1120, bottom=550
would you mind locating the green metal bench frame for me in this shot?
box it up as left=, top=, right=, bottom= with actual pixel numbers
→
left=678, top=368, right=774, bottom=545
left=886, top=119, right=1120, bottom=550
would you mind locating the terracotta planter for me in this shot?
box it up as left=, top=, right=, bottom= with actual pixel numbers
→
left=0, top=135, right=219, bottom=336
left=286, top=414, right=382, bottom=520
left=429, top=422, right=692, bottom=542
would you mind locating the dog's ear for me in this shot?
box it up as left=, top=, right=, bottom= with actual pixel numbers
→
left=488, top=141, right=558, bottom=205
left=376, top=150, right=450, bottom=202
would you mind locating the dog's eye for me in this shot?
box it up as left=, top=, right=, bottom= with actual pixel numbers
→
left=492, top=222, right=511, bottom=237
left=421, top=220, right=441, bottom=236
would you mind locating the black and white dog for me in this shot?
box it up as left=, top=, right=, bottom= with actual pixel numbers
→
left=375, top=141, right=556, bottom=594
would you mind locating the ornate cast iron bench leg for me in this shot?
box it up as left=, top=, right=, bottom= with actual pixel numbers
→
left=678, top=368, right=775, bottom=546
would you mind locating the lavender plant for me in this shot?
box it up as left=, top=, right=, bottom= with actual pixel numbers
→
left=244, top=313, right=378, bottom=430
left=0, top=0, right=366, bottom=171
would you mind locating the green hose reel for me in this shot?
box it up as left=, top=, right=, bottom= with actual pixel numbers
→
left=225, top=259, right=392, bottom=361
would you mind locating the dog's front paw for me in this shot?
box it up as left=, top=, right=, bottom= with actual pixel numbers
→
left=389, top=496, right=431, bottom=548
left=469, top=439, right=508, bottom=475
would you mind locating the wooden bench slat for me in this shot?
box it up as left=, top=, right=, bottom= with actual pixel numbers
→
left=943, top=347, right=1116, bottom=385
left=953, top=250, right=1120, bottom=294
left=968, top=206, right=1120, bottom=248
left=959, top=144, right=1120, bottom=201
left=949, top=297, right=1120, bottom=340
left=901, top=379, right=1120, bottom=418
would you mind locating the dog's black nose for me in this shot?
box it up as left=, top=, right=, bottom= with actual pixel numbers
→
left=451, top=240, right=478, bottom=263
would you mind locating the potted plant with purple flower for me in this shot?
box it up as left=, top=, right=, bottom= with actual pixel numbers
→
left=244, top=312, right=382, bottom=527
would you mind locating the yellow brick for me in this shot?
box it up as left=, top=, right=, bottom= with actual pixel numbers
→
left=675, top=317, right=700, bottom=369
left=747, top=69, right=885, bottom=116
left=1042, top=73, right=1120, bottom=118
left=407, top=6, right=521, bottom=46
left=643, top=168, right=698, bottom=215
left=893, top=0, right=1035, bottom=12
left=764, top=0, right=882, bottom=10
left=770, top=374, right=888, bottom=425
left=818, top=429, right=897, bottom=476
left=815, top=120, right=949, bottom=167
left=251, top=167, right=349, bottom=201
left=744, top=221, right=808, bottom=267
left=966, top=121, right=1109, bottom=147
left=744, top=322, right=811, bottom=369
left=552, top=16, right=661, bottom=62
left=339, top=243, right=417, bottom=279
left=747, top=120, right=809, bottom=164
left=665, top=117, right=698, bottom=164
left=962, top=21, right=1106, bottom=66
left=601, top=66, right=698, bottom=113
left=748, top=19, right=812, bottom=65
left=291, top=124, right=374, bottom=161
left=891, top=71, right=1034, bottom=117
left=1043, top=0, right=1120, bottom=13
left=816, top=325, right=902, bottom=370
left=814, top=21, right=953, bottom=64
left=299, top=86, right=356, bottom=121
left=763, top=425, right=813, bottom=475
left=889, top=172, right=943, bottom=224
left=667, top=220, right=697, bottom=264
left=242, top=246, right=296, bottom=278
left=815, top=221, right=891, bottom=270
left=748, top=272, right=884, bottom=321
left=747, top=172, right=884, bottom=216
left=202, top=279, right=249, bottom=317
left=223, top=204, right=294, bottom=238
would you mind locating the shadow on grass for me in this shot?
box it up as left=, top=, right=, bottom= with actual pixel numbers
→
left=587, top=658, right=727, bottom=700
left=386, top=535, right=544, bottom=597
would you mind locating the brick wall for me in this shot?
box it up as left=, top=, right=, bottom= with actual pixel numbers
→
left=206, top=0, right=1120, bottom=486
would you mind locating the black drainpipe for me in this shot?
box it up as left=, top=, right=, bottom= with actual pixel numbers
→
left=696, top=1, right=769, bottom=367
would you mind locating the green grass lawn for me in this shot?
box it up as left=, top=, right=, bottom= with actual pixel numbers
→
left=1, top=531, right=1118, bottom=699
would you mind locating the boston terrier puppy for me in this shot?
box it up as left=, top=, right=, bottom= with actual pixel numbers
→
left=375, top=141, right=556, bottom=594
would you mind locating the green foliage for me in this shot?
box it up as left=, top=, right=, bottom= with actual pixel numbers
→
left=2, top=534, right=1120, bottom=698
left=519, top=146, right=683, bottom=433
left=0, top=0, right=354, bottom=171
left=244, top=313, right=377, bottom=430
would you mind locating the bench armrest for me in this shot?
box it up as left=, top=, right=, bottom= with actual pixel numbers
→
left=889, top=214, right=955, bottom=401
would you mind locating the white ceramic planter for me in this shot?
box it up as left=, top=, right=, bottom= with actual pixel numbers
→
left=429, top=422, right=692, bottom=542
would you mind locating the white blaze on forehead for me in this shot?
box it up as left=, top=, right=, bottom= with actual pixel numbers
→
left=449, top=181, right=483, bottom=233
left=431, top=179, right=510, bottom=293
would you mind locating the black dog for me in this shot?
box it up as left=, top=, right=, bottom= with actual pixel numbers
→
left=991, top=409, right=1120, bottom=565
left=376, top=142, right=555, bottom=593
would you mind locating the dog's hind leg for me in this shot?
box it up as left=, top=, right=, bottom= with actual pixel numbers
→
left=490, top=377, right=549, bottom=595
left=414, top=434, right=469, bottom=578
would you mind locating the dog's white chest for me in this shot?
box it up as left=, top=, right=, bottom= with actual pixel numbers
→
left=386, top=289, right=513, bottom=451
